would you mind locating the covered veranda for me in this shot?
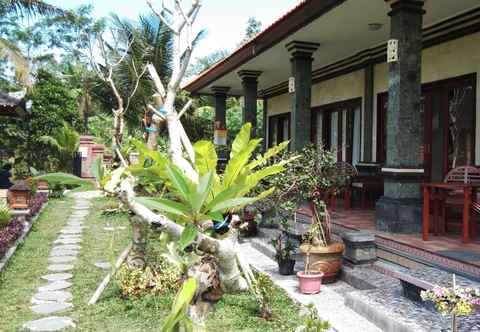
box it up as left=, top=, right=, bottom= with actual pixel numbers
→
left=184, top=0, right=480, bottom=276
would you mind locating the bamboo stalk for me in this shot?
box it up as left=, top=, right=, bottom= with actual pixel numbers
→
left=88, top=243, right=133, bottom=305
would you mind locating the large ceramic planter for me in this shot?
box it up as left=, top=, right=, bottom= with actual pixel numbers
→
left=278, top=258, right=295, bottom=275
left=299, top=242, right=345, bottom=283
left=297, top=271, right=324, bottom=294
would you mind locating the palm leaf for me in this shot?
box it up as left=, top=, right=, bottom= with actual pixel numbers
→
left=0, top=37, right=29, bottom=85
left=0, top=0, right=68, bottom=17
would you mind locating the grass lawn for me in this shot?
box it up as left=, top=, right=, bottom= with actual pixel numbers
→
left=0, top=196, right=303, bottom=331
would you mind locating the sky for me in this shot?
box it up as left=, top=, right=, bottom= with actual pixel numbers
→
left=47, top=0, right=302, bottom=59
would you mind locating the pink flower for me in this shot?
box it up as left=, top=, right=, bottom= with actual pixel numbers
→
left=433, top=287, right=445, bottom=298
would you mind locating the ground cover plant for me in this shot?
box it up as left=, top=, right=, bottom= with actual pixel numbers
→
left=0, top=196, right=304, bottom=331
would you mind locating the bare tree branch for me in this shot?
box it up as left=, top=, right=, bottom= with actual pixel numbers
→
left=146, top=0, right=177, bottom=33
left=147, top=63, right=167, bottom=98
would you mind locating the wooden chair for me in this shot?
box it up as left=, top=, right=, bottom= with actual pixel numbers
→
left=440, top=166, right=480, bottom=237
left=351, top=175, right=384, bottom=209
left=333, top=162, right=358, bottom=210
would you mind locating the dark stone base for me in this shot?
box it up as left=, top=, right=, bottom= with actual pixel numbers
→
left=376, top=196, right=422, bottom=233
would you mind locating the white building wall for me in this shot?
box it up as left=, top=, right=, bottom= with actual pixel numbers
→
left=266, top=32, right=480, bottom=162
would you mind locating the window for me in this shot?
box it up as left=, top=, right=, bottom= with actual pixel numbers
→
left=268, top=113, right=291, bottom=148
left=312, top=99, right=362, bottom=165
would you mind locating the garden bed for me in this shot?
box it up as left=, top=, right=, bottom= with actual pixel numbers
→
left=0, top=192, right=48, bottom=272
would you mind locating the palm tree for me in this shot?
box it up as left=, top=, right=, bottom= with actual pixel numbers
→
left=0, top=0, right=65, bottom=17
left=106, top=13, right=173, bottom=130
left=39, top=123, right=80, bottom=172
left=0, top=0, right=68, bottom=85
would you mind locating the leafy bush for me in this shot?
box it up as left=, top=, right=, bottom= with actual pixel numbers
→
left=0, top=202, right=12, bottom=228
left=251, top=272, right=274, bottom=320
left=295, top=304, right=330, bottom=332
left=27, top=192, right=48, bottom=217
left=117, top=258, right=181, bottom=298
left=0, top=218, right=24, bottom=258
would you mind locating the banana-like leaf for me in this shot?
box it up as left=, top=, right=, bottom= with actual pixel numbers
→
left=204, top=185, right=244, bottom=211
left=223, top=138, right=262, bottom=188
left=194, top=140, right=218, bottom=175
left=164, top=164, right=192, bottom=202
left=230, top=123, right=251, bottom=159
left=209, top=197, right=259, bottom=213
left=247, top=141, right=289, bottom=170
left=134, top=197, right=189, bottom=217
left=178, top=224, right=198, bottom=251
left=239, top=165, right=285, bottom=196
left=161, top=277, right=197, bottom=332
left=34, top=173, right=90, bottom=189
left=191, top=171, right=213, bottom=213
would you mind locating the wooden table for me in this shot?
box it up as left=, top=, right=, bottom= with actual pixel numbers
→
left=422, top=182, right=477, bottom=243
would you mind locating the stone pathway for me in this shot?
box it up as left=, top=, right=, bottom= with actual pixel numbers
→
left=239, top=243, right=382, bottom=332
left=23, top=192, right=99, bottom=331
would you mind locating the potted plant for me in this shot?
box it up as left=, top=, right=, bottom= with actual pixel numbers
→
left=273, top=145, right=347, bottom=284
left=271, top=208, right=297, bottom=275
left=421, top=275, right=480, bottom=332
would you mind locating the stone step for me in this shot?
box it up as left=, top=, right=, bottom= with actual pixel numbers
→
left=342, top=263, right=480, bottom=332
left=345, top=287, right=479, bottom=332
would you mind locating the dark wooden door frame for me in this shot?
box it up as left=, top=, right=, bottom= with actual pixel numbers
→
left=311, top=97, right=362, bottom=162
left=376, top=73, right=477, bottom=179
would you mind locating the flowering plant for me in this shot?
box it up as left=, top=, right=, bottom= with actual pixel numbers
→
left=421, top=285, right=480, bottom=316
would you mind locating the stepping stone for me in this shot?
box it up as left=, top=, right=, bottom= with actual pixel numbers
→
left=94, top=261, right=111, bottom=270
left=54, top=238, right=81, bottom=245
left=50, top=250, right=77, bottom=257
left=48, top=256, right=76, bottom=264
left=23, top=316, right=76, bottom=331
left=30, top=302, right=73, bottom=315
left=59, top=229, right=82, bottom=235
left=57, top=235, right=82, bottom=240
left=41, top=273, right=73, bottom=282
left=52, top=245, right=81, bottom=251
left=65, top=223, right=85, bottom=227
left=47, top=264, right=74, bottom=272
left=71, top=212, right=88, bottom=217
left=38, top=281, right=72, bottom=292
left=103, top=226, right=127, bottom=231
left=33, top=290, right=72, bottom=303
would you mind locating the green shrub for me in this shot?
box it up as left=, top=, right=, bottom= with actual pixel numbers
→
left=295, top=304, right=330, bottom=332
left=0, top=202, right=12, bottom=228
left=251, top=272, right=274, bottom=320
left=117, top=258, right=181, bottom=298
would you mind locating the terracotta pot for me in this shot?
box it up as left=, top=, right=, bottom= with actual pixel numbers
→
left=299, top=242, right=344, bottom=283
left=278, top=258, right=295, bottom=275
left=297, top=271, right=324, bottom=294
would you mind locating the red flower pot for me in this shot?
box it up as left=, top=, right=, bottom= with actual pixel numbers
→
left=297, top=271, right=324, bottom=294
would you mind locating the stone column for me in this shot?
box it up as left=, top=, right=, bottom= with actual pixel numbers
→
left=356, top=63, right=380, bottom=175
left=211, top=86, right=230, bottom=130
left=262, top=97, right=268, bottom=152
left=238, top=70, right=262, bottom=137
left=286, top=41, right=320, bottom=151
left=376, top=0, right=425, bottom=233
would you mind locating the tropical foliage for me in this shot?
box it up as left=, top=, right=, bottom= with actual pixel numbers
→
left=131, top=123, right=289, bottom=234
left=39, top=123, right=80, bottom=172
